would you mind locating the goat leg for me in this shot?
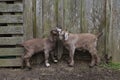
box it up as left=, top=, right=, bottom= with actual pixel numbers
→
left=68, top=46, right=75, bottom=67
left=51, top=51, right=58, bottom=63
left=23, top=50, right=34, bottom=70
left=44, top=50, right=50, bottom=67
left=89, top=48, right=96, bottom=67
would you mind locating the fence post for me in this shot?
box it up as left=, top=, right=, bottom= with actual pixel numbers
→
left=23, top=0, right=33, bottom=40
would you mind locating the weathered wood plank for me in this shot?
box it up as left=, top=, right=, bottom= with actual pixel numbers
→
left=80, top=0, right=87, bottom=32
left=63, top=0, right=71, bottom=30
left=23, top=0, right=33, bottom=40
left=84, top=0, right=106, bottom=59
left=104, top=0, right=113, bottom=62
left=0, top=3, right=23, bottom=12
left=0, top=15, right=23, bottom=23
left=84, top=0, right=94, bottom=32
left=63, top=0, right=82, bottom=33
left=0, top=37, right=23, bottom=45
left=0, top=48, right=24, bottom=56
left=36, top=0, right=43, bottom=38
left=56, top=0, right=64, bottom=60
left=0, top=58, right=22, bottom=67
left=0, top=26, right=23, bottom=34
left=0, top=0, right=21, bottom=1
left=58, top=0, right=64, bottom=27
left=85, top=0, right=105, bottom=33
left=111, top=0, right=120, bottom=63
left=42, top=0, right=56, bottom=37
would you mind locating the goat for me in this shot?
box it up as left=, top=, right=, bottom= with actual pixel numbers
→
left=56, top=28, right=102, bottom=67
left=21, top=29, right=58, bottom=69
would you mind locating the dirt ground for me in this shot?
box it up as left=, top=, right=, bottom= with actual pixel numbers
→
left=0, top=59, right=120, bottom=80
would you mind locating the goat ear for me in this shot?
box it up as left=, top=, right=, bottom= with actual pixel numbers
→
left=64, top=32, right=69, bottom=40
left=49, top=30, right=56, bottom=42
left=56, top=27, right=62, bottom=32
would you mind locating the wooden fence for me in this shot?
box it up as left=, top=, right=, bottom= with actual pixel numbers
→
left=34, top=0, right=120, bottom=63
left=0, top=0, right=33, bottom=67
left=0, top=0, right=119, bottom=67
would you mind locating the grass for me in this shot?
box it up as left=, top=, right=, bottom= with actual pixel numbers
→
left=100, top=63, right=120, bottom=70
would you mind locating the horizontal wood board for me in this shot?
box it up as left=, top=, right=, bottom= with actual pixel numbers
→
left=0, top=3, right=23, bottom=12
left=0, top=57, right=22, bottom=67
left=0, top=47, right=24, bottom=56
left=0, top=15, right=23, bottom=23
left=0, top=37, right=23, bottom=45
left=0, top=26, right=23, bottom=34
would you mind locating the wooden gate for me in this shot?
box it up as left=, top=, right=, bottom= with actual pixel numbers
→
left=0, top=0, right=33, bottom=67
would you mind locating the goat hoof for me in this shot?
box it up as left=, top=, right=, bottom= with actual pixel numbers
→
left=54, top=60, right=58, bottom=63
left=46, top=63, right=50, bottom=67
left=69, top=64, right=74, bottom=67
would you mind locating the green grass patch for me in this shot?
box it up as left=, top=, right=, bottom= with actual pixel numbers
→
left=100, top=63, right=120, bottom=70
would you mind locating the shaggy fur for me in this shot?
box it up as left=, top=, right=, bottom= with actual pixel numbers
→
left=21, top=29, right=58, bottom=69
left=56, top=28, right=101, bottom=67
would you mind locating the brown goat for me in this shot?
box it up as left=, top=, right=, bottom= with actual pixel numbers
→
left=56, top=28, right=101, bottom=67
left=21, top=29, right=58, bottom=69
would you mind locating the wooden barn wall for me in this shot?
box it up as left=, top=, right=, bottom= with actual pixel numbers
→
left=0, top=0, right=34, bottom=67
left=34, top=0, right=120, bottom=63
left=111, top=0, right=120, bottom=63
left=0, top=0, right=24, bottom=67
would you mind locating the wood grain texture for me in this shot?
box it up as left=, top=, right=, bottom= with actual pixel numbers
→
left=0, top=3, right=23, bottom=12
left=84, top=0, right=106, bottom=59
left=58, top=0, right=64, bottom=27
left=0, top=0, right=21, bottom=1
left=0, top=37, right=23, bottom=45
left=42, top=0, right=56, bottom=37
left=0, top=48, right=24, bottom=56
left=23, top=0, right=33, bottom=40
left=111, top=0, right=120, bottom=63
left=0, top=26, right=23, bottom=34
left=0, top=15, right=23, bottom=23
left=36, top=0, right=43, bottom=38
left=63, top=0, right=82, bottom=33
left=0, top=58, right=22, bottom=67
left=56, top=0, right=64, bottom=60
